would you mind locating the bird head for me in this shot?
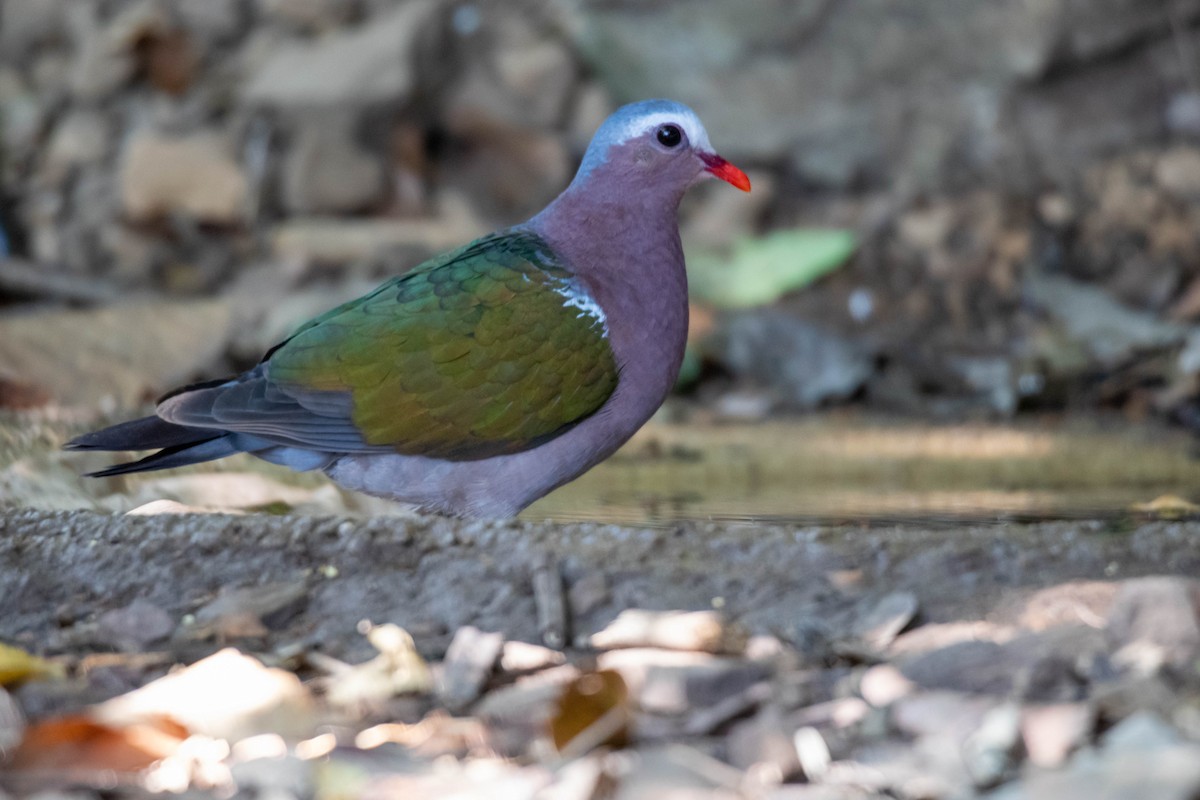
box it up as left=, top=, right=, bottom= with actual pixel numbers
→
left=572, top=99, right=751, bottom=195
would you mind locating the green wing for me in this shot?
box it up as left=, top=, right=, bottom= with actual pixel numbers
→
left=263, top=230, right=618, bottom=460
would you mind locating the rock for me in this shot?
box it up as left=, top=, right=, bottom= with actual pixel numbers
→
left=192, top=580, right=309, bottom=640
left=991, top=736, right=1200, bottom=800
left=567, top=572, right=610, bottom=618
left=94, top=648, right=315, bottom=741
left=706, top=311, right=873, bottom=410
left=1106, top=577, right=1200, bottom=672
left=438, top=126, right=571, bottom=221
left=120, top=131, right=248, bottom=224
left=242, top=1, right=439, bottom=107
left=255, top=0, right=355, bottom=32
left=1016, top=581, right=1117, bottom=631
left=96, top=599, right=174, bottom=652
left=589, top=610, right=747, bottom=655
left=963, top=703, right=1022, bottom=789
left=851, top=591, right=919, bottom=652
left=270, top=216, right=486, bottom=265
left=595, top=648, right=768, bottom=716
left=947, top=355, right=1017, bottom=416
left=1101, top=710, right=1182, bottom=751
left=499, top=641, right=566, bottom=674
left=438, top=5, right=578, bottom=134
left=173, top=0, right=244, bottom=42
left=566, top=0, right=1185, bottom=190
left=1025, top=273, right=1185, bottom=367
left=281, top=117, right=385, bottom=214
left=1154, top=147, right=1200, bottom=198
left=67, top=0, right=168, bottom=100
left=1021, top=703, right=1093, bottom=768
left=0, top=299, right=232, bottom=407
left=859, top=664, right=916, bottom=708
left=897, top=625, right=1106, bottom=700
left=891, top=691, right=999, bottom=739
left=0, top=0, right=68, bottom=56
left=436, top=626, right=504, bottom=712
left=39, top=110, right=110, bottom=185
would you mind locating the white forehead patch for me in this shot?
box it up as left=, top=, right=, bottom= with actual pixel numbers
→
left=616, top=110, right=712, bottom=152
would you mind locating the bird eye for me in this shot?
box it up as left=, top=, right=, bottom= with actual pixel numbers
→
left=656, top=124, right=683, bottom=148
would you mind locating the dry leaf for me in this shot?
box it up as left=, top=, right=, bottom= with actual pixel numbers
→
left=0, top=643, right=62, bottom=687
left=549, top=670, right=630, bottom=755
left=1131, top=494, right=1200, bottom=518
left=8, top=714, right=188, bottom=773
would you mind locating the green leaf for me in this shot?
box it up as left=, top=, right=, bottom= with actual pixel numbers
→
left=687, top=229, right=856, bottom=309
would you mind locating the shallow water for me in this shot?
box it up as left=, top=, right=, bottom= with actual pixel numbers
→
left=6, top=411, right=1200, bottom=525
left=523, top=415, right=1200, bottom=525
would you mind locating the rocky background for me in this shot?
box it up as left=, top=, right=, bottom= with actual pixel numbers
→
left=3, top=0, right=1200, bottom=421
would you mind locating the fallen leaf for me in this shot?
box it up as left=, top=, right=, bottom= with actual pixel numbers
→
left=549, top=670, right=630, bottom=756
left=688, top=229, right=855, bottom=309
left=1131, top=494, right=1200, bottom=518
left=0, top=643, right=62, bottom=687
left=8, top=714, right=188, bottom=773
left=95, top=648, right=315, bottom=741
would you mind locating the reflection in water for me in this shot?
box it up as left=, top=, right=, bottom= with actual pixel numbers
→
left=523, top=417, right=1200, bottom=525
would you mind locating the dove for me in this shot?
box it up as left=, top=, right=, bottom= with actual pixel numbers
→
left=69, top=99, right=751, bottom=518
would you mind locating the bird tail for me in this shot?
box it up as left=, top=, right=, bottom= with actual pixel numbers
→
left=64, top=415, right=238, bottom=477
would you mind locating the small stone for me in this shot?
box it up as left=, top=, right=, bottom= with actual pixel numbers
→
left=589, top=609, right=747, bottom=655
left=97, top=599, right=174, bottom=651
left=1021, top=702, right=1092, bottom=767
left=567, top=572, right=609, bottom=617
left=120, top=130, right=248, bottom=224
left=596, top=648, right=767, bottom=716
left=242, top=1, right=438, bottom=107
left=852, top=591, right=918, bottom=652
left=963, top=703, right=1021, bottom=789
left=1107, top=577, right=1200, bottom=672
left=499, top=640, right=566, bottom=674
left=193, top=580, right=309, bottom=638
left=256, top=0, right=354, bottom=31
left=891, top=691, right=998, bottom=739
left=859, top=664, right=916, bottom=708
left=437, top=626, right=504, bottom=712
left=705, top=311, right=873, bottom=410
left=1155, top=147, right=1200, bottom=198
left=281, top=117, right=385, bottom=214
left=1101, top=710, right=1182, bottom=752
left=39, top=110, right=108, bottom=185
left=793, top=726, right=832, bottom=781
left=270, top=217, right=485, bottom=266
left=0, top=300, right=232, bottom=407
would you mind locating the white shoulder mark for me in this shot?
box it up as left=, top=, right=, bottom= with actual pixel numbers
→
left=553, top=283, right=608, bottom=334
left=616, top=109, right=712, bottom=152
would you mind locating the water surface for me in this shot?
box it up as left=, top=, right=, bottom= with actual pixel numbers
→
left=524, top=416, right=1200, bottom=526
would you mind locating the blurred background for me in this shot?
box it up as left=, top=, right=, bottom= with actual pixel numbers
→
left=5, top=0, right=1200, bottom=521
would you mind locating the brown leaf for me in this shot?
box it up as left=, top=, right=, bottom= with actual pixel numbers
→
left=136, top=29, right=198, bottom=95
left=8, top=714, right=188, bottom=773
left=549, top=670, right=630, bottom=755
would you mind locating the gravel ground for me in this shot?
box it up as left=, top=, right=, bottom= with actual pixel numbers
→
left=3, top=508, right=1200, bottom=798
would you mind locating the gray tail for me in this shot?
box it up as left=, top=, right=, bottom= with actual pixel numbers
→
left=65, top=415, right=237, bottom=477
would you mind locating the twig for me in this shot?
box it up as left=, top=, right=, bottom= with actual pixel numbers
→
left=0, top=258, right=123, bottom=305
left=533, top=553, right=569, bottom=650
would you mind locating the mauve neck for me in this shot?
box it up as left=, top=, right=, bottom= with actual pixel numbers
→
left=528, top=178, right=685, bottom=271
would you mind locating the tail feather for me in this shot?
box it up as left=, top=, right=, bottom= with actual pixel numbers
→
left=84, top=436, right=241, bottom=478
left=65, top=415, right=219, bottom=452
